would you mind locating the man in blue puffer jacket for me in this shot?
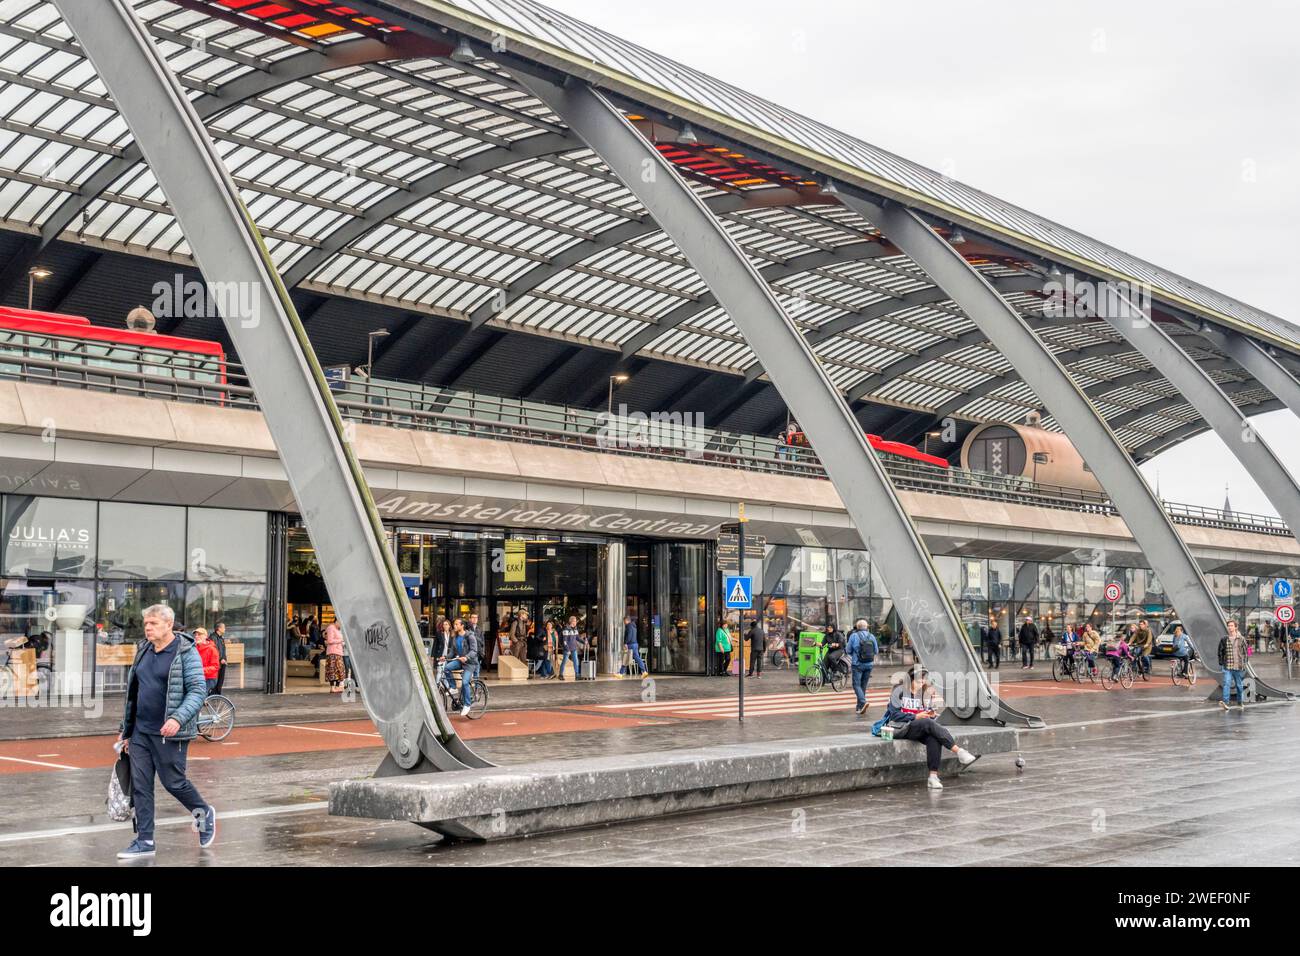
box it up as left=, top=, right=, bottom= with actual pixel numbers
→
left=115, top=604, right=216, bottom=858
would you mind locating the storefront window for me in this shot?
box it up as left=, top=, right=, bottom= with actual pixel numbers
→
left=3, top=496, right=97, bottom=578
left=988, top=560, right=1013, bottom=601
left=187, top=508, right=268, bottom=581
left=98, top=502, right=185, bottom=580
left=0, top=578, right=95, bottom=695
left=935, top=555, right=962, bottom=600
left=96, top=581, right=185, bottom=645
left=662, top=542, right=708, bottom=673
left=185, top=583, right=266, bottom=691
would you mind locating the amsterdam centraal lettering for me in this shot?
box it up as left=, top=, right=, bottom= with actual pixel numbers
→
left=374, top=496, right=719, bottom=538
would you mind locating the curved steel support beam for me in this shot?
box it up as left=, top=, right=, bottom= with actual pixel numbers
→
left=54, top=0, right=489, bottom=773
left=1134, top=398, right=1285, bottom=460
left=808, top=274, right=1045, bottom=346
left=844, top=194, right=1254, bottom=697
left=38, top=36, right=407, bottom=249
left=1200, top=326, right=1300, bottom=421
left=280, top=132, right=574, bottom=288
left=1098, top=292, right=1300, bottom=553
left=520, top=76, right=1038, bottom=728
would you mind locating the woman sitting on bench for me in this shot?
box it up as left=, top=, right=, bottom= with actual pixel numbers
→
left=877, top=667, right=980, bottom=790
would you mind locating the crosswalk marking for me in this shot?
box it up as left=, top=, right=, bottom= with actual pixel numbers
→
left=590, top=689, right=898, bottom=720
left=587, top=686, right=957, bottom=721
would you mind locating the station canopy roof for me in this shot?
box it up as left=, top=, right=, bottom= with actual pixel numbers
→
left=0, top=0, right=1293, bottom=461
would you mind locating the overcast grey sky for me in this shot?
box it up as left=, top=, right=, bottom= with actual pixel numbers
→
left=542, top=0, right=1300, bottom=516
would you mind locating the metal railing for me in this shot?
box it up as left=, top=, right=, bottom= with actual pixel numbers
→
left=0, top=341, right=1290, bottom=538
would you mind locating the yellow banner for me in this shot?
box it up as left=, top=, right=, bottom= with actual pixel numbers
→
left=504, top=539, right=527, bottom=582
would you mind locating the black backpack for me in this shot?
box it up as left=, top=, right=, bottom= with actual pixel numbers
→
left=852, top=630, right=876, bottom=664
left=1217, top=637, right=1228, bottom=667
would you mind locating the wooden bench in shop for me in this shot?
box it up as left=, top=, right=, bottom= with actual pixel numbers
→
left=95, top=641, right=245, bottom=689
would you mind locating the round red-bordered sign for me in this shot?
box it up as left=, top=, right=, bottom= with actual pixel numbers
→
left=1104, top=582, right=1122, bottom=603
left=1276, top=604, right=1295, bottom=624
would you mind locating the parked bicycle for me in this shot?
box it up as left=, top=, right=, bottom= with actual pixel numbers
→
left=0, top=637, right=52, bottom=701
left=770, top=637, right=797, bottom=670
left=196, top=693, right=236, bottom=741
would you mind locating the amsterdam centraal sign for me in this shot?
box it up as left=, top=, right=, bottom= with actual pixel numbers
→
left=373, top=493, right=722, bottom=538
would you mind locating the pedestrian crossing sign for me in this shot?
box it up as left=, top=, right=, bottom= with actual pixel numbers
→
left=725, top=575, right=753, bottom=609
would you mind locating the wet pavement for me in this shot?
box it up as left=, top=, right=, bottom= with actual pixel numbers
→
left=2, top=671, right=1296, bottom=866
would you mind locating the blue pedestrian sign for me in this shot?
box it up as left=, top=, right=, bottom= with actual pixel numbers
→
left=724, top=575, right=753, bottom=609
left=1275, top=579, right=1292, bottom=600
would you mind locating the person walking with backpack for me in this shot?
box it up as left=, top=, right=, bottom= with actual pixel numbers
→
left=1219, top=619, right=1250, bottom=710
left=1018, top=615, right=1040, bottom=669
left=114, top=605, right=216, bottom=858
left=846, top=619, right=879, bottom=716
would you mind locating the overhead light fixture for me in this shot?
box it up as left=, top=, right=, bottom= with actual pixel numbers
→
left=676, top=123, right=699, bottom=145
left=1048, top=263, right=1063, bottom=280
left=818, top=177, right=838, bottom=196
left=949, top=226, right=967, bottom=245
left=450, top=36, right=476, bottom=63
left=26, top=266, right=51, bottom=309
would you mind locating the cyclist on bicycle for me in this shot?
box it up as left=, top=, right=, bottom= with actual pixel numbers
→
left=1132, top=619, right=1155, bottom=676
left=1058, top=623, right=1082, bottom=673
left=1169, top=624, right=1196, bottom=677
left=1103, top=635, right=1135, bottom=680
left=441, top=618, right=479, bottom=717
left=821, top=622, right=847, bottom=680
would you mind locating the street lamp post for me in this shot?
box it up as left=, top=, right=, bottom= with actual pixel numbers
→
left=365, top=329, right=389, bottom=378
left=607, top=373, right=629, bottom=415
left=27, top=267, right=51, bottom=309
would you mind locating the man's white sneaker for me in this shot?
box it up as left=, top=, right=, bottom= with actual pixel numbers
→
left=1219, top=700, right=1229, bottom=711
left=460, top=705, right=471, bottom=717
left=927, top=775, right=943, bottom=790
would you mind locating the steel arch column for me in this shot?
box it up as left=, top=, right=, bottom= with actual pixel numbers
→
left=53, top=0, right=489, bottom=773
left=1099, top=296, right=1300, bottom=552
left=848, top=195, right=1288, bottom=700
left=520, top=76, right=1040, bottom=728
left=1200, top=326, right=1300, bottom=421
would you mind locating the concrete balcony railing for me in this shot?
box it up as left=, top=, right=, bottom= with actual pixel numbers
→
left=0, top=341, right=1289, bottom=538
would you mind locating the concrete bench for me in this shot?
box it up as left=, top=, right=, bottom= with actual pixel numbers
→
left=330, top=727, right=1021, bottom=841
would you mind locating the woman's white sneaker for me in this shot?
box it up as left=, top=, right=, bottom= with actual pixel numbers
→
left=956, top=748, right=979, bottom=767
left=927, top=774, right=943, bottom=790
